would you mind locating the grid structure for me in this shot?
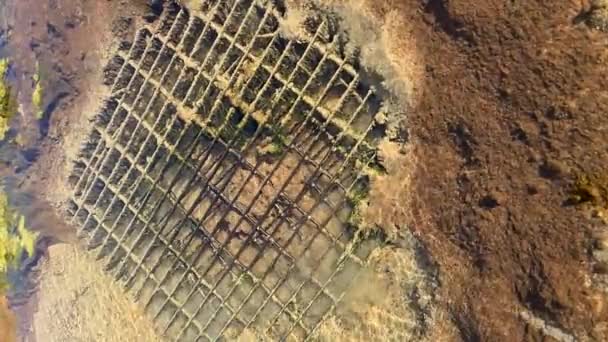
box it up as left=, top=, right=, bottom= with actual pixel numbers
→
left=67, top=1, right=387, bottom=340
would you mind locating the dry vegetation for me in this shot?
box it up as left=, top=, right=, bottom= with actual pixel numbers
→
left=570, top=174, right=608, bottom=223
left=589, top=0, right=608, bottom=32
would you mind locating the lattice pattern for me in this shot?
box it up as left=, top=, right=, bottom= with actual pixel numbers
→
left=67, top=0, right=387, bottom=340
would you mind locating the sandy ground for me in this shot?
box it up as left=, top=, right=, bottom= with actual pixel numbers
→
left=33, top=244, right=162, bottom=342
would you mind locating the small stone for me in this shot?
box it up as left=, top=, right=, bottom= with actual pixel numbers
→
left=539, top=158, right=569, bottom=180
left=595, top=232, right=608, bottom=250
left=593, top=260, right=608, bottom=274
left=479, top=195, right=499, bottom=209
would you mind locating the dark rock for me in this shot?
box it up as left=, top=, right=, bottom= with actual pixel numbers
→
left=538, top=159, right=568, bottom=180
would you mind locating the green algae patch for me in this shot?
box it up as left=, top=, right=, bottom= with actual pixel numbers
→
left=32, top=62, right=44, bottom=120
left=0, top=188, right=39, bottom=294
left=0, top=59, right=17, bottom=141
